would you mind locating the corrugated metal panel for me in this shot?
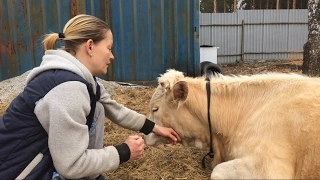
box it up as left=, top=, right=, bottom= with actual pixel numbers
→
left=108, top=0, right=199, bottom=82
left=239, top=10, right=264, bottom=60
left=200, top=13, right=240, bottom=64
left=200, top=9, right=308, bottom=64
left=288, top=9, right=308, bottom=58
left=0, top=0, right=109, bottom=81
left=262, top=10, right=289, bottom=60
left=0, top=0, right=200, bottom=83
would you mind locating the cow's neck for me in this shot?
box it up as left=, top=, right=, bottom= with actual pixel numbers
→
left=211, top=80, right=271, bottom=137
left=186, top=79, right=263, bottom=137
left=184, top=80, right=221, bottom=132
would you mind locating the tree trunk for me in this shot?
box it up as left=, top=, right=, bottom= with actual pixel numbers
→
left=213, top=0, right=217, bottom=13
left=276, top=0, right=280, bottom=9
left=293, top=0, right=296, bottom=9
left=302, top=0, right=320, bottom=76
left=234, top=0, right=237, bottom=12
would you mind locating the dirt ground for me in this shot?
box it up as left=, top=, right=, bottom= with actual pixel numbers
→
left=0, top=58, right=303, bottom=179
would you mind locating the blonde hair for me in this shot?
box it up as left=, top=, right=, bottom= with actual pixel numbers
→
left=42, top=14, right=110, bottom=53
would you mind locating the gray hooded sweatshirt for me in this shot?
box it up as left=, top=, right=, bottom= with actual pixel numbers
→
left=26, top=49, right=148, bottom=178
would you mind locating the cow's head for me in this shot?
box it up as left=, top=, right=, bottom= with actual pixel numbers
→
left=145, top=69, right=210, bottom=149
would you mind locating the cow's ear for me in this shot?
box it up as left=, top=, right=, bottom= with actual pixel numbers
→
left=172, top=81, right=188, bottom=101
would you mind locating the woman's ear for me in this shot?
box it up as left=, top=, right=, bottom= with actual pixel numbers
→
left=86, top=39, right=93, bottom=56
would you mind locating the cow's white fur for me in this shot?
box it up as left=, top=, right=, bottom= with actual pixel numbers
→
left=145, top=69, right=320, bottom=179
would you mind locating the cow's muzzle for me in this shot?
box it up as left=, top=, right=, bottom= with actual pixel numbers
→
left=144, top=132, right=167, bottom=146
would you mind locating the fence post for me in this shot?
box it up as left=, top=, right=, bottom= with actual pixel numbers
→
left=241, top=20, right=245, bottom=61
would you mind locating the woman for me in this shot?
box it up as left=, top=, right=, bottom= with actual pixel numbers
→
left=0, top=14, right=180, bottom=179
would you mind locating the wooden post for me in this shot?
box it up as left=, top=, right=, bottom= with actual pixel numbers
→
left=241, top=20, right=245, bottom=61
left=234, top=0, right=237, bottom=12
left=293, top=0, right=296, bottom=9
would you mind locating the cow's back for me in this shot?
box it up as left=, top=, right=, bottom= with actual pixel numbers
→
left=248, top=77, right=320, bottom=178
left=289, top=80, right=320, bottom=178
left=212, top=75, right=320, bottom=178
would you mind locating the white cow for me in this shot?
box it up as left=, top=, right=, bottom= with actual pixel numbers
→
left=145, top=69, right=320, bottom=179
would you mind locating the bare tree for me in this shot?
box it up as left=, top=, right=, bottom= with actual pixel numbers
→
left=214, top=0, right=217, bottom=13
left=252, top=0, right=255, bottom=9
left=302, top=0, right=320, bottom=76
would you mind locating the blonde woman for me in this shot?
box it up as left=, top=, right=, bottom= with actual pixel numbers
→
left=0, top=14, right=180, bottom=180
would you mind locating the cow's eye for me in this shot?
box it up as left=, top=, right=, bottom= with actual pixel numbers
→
left=152, top=107, right=158, bottom=112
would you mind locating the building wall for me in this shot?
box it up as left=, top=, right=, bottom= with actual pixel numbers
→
left=0, top=0, right=200, bottom=83
left=108, top=0, right=200, bottom=83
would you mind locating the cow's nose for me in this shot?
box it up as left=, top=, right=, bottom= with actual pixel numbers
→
left=144, top=133, right=158, bottom=146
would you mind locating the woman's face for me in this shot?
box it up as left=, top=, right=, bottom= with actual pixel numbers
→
left=89, top=30, right=114, bottom=76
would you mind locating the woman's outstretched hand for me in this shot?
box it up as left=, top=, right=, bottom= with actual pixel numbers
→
left=152, top=124, right=181, bottom=145
left=125, top=135, right=145, bottom=161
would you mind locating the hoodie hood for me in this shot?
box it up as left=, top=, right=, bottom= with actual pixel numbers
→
left=26, top=50, right=96, bottom=92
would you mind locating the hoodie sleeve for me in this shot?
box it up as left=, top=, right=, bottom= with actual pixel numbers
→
left=98, top=82, right=154, bottom=132
left=34, top=81, right=120, bottom=178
